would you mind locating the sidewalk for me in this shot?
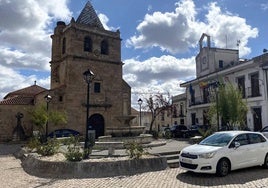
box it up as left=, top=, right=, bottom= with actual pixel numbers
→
left=2, top=140, right=268, bottom=188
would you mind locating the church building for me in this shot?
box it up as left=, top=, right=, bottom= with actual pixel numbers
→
left=0, top=2, right=137, bottom=141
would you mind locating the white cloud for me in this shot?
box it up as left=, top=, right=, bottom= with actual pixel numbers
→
left=0, top=0, right=71, bottom=99
left=261, top=3, right=268, bottom=10
left=123, top=55, right=196, bottom=97
left=98, top=13, right=110, bottom=30
left=127, top=0, right=258, bottom=57
left=0, top=0, right=72, bottom=70
left=98, top=13, right=119, bottom=31
left=205, top=2, right=258, bottom=57
left=0, top=65, right=49, bottom=98
left=127, top=0, right=201, bottom=54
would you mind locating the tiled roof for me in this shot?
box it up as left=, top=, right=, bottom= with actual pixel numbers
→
left=76, top=1, right=104, bottom=29
left=0, top=95, right=34, bottom=105
left=0, top=85, right=47, bottom=105
left=4, top=85, right=47, bottom=99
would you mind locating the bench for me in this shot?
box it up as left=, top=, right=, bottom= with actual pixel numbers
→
left=95, top=141, right=124, bottom=156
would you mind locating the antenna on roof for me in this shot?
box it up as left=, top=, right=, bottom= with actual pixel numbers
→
left=237, top=40, right=240, bottom=50
left=237, top=40, right=240, bottom=47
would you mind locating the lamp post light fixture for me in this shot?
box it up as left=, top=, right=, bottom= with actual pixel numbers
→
left=138, top=98, right=143, bottom=126
left=83, top=69, right=95, bottom=158
left=44, top=94, right=52, bottom=139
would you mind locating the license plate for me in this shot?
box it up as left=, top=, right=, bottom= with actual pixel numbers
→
left=181, top=158, right=192, bottom=164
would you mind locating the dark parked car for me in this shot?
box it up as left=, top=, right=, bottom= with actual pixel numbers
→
left=48, top=129, right=80, bottom=138
left=260, top=126, right=268, bottom=138
left=165, top=125, right=190, bottom=138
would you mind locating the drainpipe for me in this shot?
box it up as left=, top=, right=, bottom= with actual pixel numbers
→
left=265, top=69, right=268, bottom=101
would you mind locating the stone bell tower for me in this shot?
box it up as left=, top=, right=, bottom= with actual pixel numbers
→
left=49, top=1, right=132, bottom=137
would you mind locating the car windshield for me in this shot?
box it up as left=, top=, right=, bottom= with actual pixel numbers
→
left=199, top=132, right=234, bottom=147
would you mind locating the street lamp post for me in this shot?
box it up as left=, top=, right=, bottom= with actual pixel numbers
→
left=216, top=91, right=220, bottom=131
left=83, top=69, right=95, bottom=159
left=44, top=94, right=52, bottom=139
left=138, top=98, right=143, bottom=126
left=213, top=82, right=220, bottom=131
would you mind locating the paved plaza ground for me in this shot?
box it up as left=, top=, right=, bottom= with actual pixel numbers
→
left=1, top=140, right=268, bottom=188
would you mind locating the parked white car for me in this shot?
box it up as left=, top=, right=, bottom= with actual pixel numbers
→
left=179, top=131, right=268, bottom=176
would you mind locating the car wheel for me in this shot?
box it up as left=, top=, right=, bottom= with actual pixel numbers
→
left=216, top=158, right=230, bottom=177
left=164, top=130, right=172, bottom=139
left=263, top=154, right=268, bottom=168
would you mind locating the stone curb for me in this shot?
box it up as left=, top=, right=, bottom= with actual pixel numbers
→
left=21, top=153, right=168, bottom=179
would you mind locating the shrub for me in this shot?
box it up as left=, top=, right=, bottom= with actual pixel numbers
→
left=64, top=136, right=83, bottom=162
left=125, top=142, right=145, bottom=159
left=65, top=149, right=83, bottom=162
left=27, top=136, right=41, bottom=151
left=36, top=138, right=59, bottom=156
left=199, top=127, right=216, bottom=139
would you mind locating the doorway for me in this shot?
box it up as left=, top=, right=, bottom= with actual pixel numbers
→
left=252, top=107, right=262, bottom=131
left=88, top=114, right=105, bottom=138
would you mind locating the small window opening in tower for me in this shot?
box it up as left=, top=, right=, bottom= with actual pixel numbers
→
left=84, top=36, right=92, bottom=52
left=62, top=38, right=66, bottom=54
left=101, top=40, right=109, bottom=55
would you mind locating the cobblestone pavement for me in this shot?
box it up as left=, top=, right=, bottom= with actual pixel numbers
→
left=1, top=143, right=268, bottom=188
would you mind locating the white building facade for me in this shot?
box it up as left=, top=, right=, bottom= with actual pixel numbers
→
left=180, top=33, right=268, bottom=131
left=172, top=93, right=187, bottom=125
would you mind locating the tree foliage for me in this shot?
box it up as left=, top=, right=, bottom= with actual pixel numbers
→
left=144, top=93, right=172, bottom=132
left=208, top=82, right=248, bottom=130
left=29, top=104, right=48, bottom=133
left=29, top=104, right=67, bottom=134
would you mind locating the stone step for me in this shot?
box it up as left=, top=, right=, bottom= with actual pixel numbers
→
left=157, top=150, right=180, bottom=156
left=157, top=151, right=180, bottom=168
left=167, top=158, right=180, bottom=168
left=164, top=153, right=179, bottom=161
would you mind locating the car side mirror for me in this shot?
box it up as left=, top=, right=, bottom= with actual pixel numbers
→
left=234, top=142, right=240, bottom=148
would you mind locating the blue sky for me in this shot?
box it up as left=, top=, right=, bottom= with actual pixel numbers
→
left=0, top=0, right=267, bottom=106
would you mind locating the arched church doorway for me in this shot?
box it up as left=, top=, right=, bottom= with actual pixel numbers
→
left=88, top=114, right=104, bottom=138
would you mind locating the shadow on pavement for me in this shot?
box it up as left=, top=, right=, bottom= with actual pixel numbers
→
left=0, top=143, right=23, bottom=156
left=177, top=166, right=268, bottom=186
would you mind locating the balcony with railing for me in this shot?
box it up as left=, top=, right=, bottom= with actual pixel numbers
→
left=189, top=96, right=213, bottom=107
left=246, top=86, right=261, bottom=98
left=189, top=85, right=262, bottom=107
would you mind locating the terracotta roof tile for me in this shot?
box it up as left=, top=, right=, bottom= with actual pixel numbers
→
left=0, top=85, right=47, bottom=105
left=4, top=85, right=47, bottom=99
left=0, top=95, right=34, bottom=105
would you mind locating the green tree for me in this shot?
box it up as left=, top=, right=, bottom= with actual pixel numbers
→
left=208, top=82, right=248, bottom=130
left=29, top=104, right=67, bottom=135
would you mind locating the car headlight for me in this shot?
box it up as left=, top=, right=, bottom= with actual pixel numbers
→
left=199, top=152, right=216, bottom=159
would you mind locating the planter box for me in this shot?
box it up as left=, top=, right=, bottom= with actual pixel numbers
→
left=21, top=154, right=168, bottom=178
